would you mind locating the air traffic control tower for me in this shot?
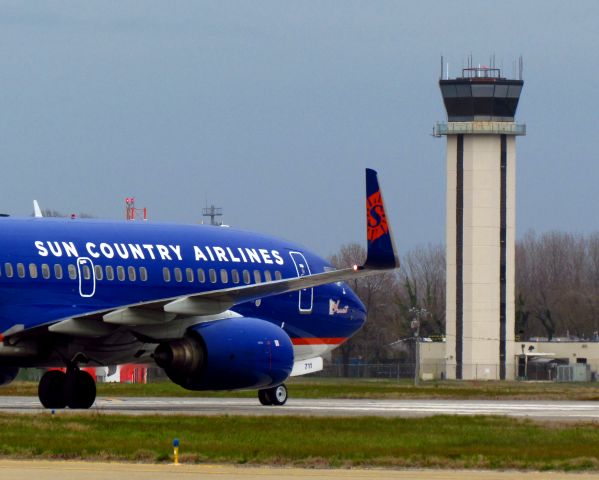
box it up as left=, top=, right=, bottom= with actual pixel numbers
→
left=435, top=61, right=525, bottom=380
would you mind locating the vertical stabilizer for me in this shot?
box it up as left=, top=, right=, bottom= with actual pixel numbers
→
left=364, top=169, right=399, bottom=270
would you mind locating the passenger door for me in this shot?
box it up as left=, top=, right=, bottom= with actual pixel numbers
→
left=289, top=251, right=313, bottom=314
left=77, top=257, right=96, bottom=298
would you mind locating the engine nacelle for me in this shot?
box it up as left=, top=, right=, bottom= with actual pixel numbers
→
left=0, top=367, right=19, bottom=386
left=154, top=317, right=294, bottom=391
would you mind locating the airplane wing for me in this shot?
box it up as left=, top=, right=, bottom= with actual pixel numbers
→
left=37, top=169, right=399, bottom=337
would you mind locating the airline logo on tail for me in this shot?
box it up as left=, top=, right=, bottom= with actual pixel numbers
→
left=366, top=190, right=389, bottom=242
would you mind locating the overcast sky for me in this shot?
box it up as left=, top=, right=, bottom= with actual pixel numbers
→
left=1, top=1, right=598, bottom=257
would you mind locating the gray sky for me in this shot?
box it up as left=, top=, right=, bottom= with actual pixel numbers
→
left=1, top=1, right=598, bottom=257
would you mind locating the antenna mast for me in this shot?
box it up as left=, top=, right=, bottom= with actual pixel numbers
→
left=125, top=197, right=147, bottom=221
left=202, top=204, right=223, bottom=226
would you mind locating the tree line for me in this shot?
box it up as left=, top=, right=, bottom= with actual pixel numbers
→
left=329, top=231, right=599, bottom=364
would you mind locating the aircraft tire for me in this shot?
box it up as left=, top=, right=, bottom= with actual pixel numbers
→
left=38, top=370, right=67, bottom=409
left=266, top=384, right=288, bottom=406
left=258, top=389, right=272, bottom=406
left=65, top=369, right=96, bottom=409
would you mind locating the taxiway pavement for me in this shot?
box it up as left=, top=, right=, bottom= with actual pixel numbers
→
left=2, top=460, right=599, bottom=480
left=1, top=396, right=599, bottom=420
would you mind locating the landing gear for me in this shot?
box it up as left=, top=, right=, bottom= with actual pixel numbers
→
left=258, top=389, right=272, bottom=406
left=38, top=370, right=67, bottom=409
left=38, top=368, right=97, bottom=410
left=64, top=369, right=96, bottom=409
left=258, top=383, right=288, bottom=406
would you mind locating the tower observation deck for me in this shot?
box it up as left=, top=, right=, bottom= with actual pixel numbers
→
left=435, top=65, right=526, bottom=136
left=436, top=61, right=525, bottom=381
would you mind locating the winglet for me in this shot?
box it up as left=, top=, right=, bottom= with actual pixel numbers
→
left=33, top=200, right=43, bottom=218
left=364, top=168, right=399, bottom=270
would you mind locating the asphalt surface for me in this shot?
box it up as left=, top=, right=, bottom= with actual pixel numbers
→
left=2, top=396, right=599, bottom=420
left=2, top=461, right=599, bottom=480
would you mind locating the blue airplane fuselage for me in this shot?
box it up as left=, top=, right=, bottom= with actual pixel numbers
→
left=0, top=217, right=366, bottom=366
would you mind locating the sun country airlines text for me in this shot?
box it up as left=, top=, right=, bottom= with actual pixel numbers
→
left=34, top=241, right=285, bottom=265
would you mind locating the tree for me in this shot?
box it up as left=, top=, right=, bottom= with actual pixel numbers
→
left=329, top=243, right=399, bottom=371
left=328, top=242, right=445, bottom=369
left=37, top=209, right=96, bottom=219
left=395, top=244, right=445, bottom=338
left=516, top=231, right=599, bottom=340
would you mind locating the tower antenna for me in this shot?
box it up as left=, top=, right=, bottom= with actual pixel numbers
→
left=202, top=204, right=223, bottom=226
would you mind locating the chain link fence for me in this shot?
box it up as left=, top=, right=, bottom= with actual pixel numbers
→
left=317, top=363, right=522, bottom=381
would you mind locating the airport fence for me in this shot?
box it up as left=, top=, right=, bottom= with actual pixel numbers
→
left=142, top=363, right=510, bottom=382
left=316, top=363, right=445, bottom=380
left=21, top=362, right=589, bottom=383
left=133, top=364, right=481, bottom=382
left=316, top=363, right=520, bottom=381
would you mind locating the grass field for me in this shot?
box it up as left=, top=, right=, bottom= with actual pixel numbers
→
left=1, top=412, right=599, bottom=470
left=3, top=377, right=599, bottom=400
left=3, top=379, right=599, bottom=471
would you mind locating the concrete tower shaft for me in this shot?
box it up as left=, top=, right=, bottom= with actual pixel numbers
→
left=437, top=64, right=525, bottom=380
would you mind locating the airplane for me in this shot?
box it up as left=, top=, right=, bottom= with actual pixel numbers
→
left=0, top=169, right=398, bottom=409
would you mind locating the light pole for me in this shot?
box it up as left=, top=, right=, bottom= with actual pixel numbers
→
left=410, top=307, right=427, bottom=386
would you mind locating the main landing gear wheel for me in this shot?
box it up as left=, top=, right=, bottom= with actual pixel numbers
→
left=38, top=369, right=97, bottom=410
left=258, top=384, right=288, bottom=406
left=65, top=369, right=96, bottom=409
left=38, top=370, right=67, bottom=409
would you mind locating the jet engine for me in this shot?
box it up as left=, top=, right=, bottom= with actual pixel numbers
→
left=0, top=367, right=19, bottom=386
left=154, top=317, right=294, bottom=391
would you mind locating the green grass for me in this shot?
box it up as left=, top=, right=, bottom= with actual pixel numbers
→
left=4, top=377, right=599, bottom=400
left=1, top=413, right=599, bottom=470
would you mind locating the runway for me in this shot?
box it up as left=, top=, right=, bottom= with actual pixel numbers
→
left=2, top=396, right=599, bottom=420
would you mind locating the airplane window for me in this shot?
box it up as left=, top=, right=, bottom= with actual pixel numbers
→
left=17, top=263, right=25, bottom=279
left=243, top=270, right=250, bottom=284
left=264, top=270, right=272, bottom=282
left=209, top=269, right=217, bottom=284
left=186, top=268, right=194, bottom=283
left=41, top=264, right=50, bottom=280
left=231, top=269, right=240, bottom=284
left=29, top=263, right=38, bottom=279
left=197, top=268, right=205, bottom=283
left=140, top=266, right=148, bottom=282
left=128, top=266, right=136, bottom=282
left=4, top=263, right=13, bottom=278
left=117, top=266, right=125, bottom=281
left=82, top=265, right=91, bottom=280
left=163, top=267, right=171, bottom=282
left=220, top=269, right=228, bottom=283
left=253, top=270, right=262, bottom=284
left=174, top=268, right=182, bottom=283
left=54, top=264, right=62, bottom=280
left=275, top=271, right=282, bottom=280
left=94, top=265, right=103, bottom=281
left=105, top=265, right=114, bottom=281
left=68, top=264, right=77, bottom=280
